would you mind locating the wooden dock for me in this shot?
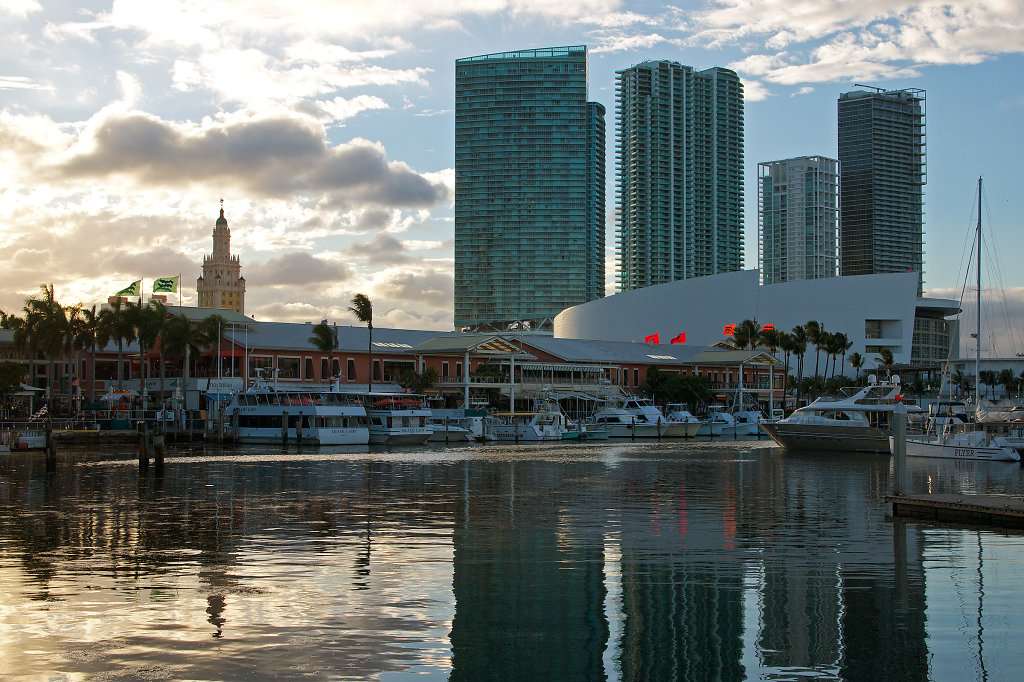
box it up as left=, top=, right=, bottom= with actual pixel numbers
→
left=886, top=493, right=1024, bottom=529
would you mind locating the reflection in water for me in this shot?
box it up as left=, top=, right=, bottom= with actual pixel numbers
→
left=0, top=443, right=1022, bottom=680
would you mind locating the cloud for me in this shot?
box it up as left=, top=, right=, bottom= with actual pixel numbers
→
left=0, top=76, right=49, bottom=91
left=246, top=252, right=353, bottom=287
left=380, top=268, right=453, bottom=309
left=696, top=1, right=1024, bottom=86
left=27, top=109, right=449, bottom=208
left=349, top=233, right=411, bottom=265
left=0, top=0, right=40, bottom=19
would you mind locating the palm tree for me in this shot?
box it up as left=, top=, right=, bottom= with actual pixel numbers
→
left=349, top=293, right=373, bottom=392
left=98, top=299, right=137, bottom=390
left=136, top=301, right=170, bottom=409
left=817, top=330, right=833, bottom=378
left=804, top=320, right=822, bottom=378
left=162, top=313, right=204, bottom=392
left=835, top=333, right=852, bottom=379
left=848, top=351, right=865, bottom=381
left=979, top=369, right=998, bottom=400
left=75, top=305, right=101, bottom=401
left=998, top=368, right=1015, bottom=400
left=309, top=320, right=339, bottom=382
left=729, top=319, right=761, bottom=351
left=778, top=331, right=795, bottom=409
left=199, top=314, right=230, bottom=377
left=791, top=325, right=808, bottom=406
left=24, top=284, right=69, bottom=409
left=878, top=349, right=895, bottom=378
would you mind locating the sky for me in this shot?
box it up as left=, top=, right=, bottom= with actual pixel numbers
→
left=2, top=1, right=1023, bottom=354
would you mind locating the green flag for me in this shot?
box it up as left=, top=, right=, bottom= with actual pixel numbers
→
left=153, top=275, right=179, bottom=293
left=114, top=280, right=141, bottom=296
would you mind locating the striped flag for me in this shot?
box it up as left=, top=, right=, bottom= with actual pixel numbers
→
left=153, top=275, right=179, bottom=293
left=114, top=280, right=141, bottom=296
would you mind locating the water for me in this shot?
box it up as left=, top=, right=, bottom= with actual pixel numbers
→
left=2, top=441, right=1023, bottom=681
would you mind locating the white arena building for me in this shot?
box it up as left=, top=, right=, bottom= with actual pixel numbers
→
left=554, top=270, right=960, bottom=376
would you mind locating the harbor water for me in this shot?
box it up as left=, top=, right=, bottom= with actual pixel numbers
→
left=2, top=440, right=1023, bottom=680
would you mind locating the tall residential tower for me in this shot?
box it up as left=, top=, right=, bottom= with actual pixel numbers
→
left=758, top=156, right=839, bottom=284
left=838, top=87, right=926, bottom=292
left=454, top=46, right=606, bottom=329
left=616, top=61, right=744, bottom=291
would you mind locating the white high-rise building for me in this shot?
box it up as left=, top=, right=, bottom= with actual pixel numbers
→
left=757, top=156, right=838, bottom=284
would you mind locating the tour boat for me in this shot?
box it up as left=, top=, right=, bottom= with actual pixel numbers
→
left=221, top=377, right=369, bottom=445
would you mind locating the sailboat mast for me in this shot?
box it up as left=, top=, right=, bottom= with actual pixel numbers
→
left=975, top=176, right=982, bottom=408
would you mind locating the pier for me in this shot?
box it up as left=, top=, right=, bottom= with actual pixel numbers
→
left=886, top=493, right=1024, bottom=530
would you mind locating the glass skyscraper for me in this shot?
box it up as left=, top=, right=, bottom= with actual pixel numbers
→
left=454, top=46, right=606, bottom=329
left=838, top=88, right=926, bottom=293
left=615, top=61, right=744, bottom=291
left=758, top=156, right=839, bottom=284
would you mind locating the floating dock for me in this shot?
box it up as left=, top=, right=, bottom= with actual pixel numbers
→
left=886, top=494, right=1024, bottom=529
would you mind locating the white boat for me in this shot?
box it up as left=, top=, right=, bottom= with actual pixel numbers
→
left=426, top=416, right=476, bottom=442
left=614, top=396, right=700, bottom=437
left=761, top=378, right=924, bottom=453
left=361, top=394, right=433, bottom=445
left=222, top=379, right=369, bottom=445
left=486, top=411, right=564, bottom=442
left=902, top=424, right=1020, bottom=462
left=901, top=178, right=1020, bottom=464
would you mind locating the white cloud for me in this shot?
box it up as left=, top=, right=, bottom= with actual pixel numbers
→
left=0, top=0, right=41, bottom=19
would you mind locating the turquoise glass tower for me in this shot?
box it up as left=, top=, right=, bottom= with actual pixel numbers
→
left=615, top=61, right=744, bottom=291
left=454, top=46, right=606, bottom=329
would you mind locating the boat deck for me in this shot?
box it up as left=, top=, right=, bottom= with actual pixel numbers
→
left=886, top=493, right=1024, bottom=529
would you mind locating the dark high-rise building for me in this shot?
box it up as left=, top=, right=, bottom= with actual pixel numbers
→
left=454, top=46, right=606, bottom=330
left=616, top=61, right=744, bottom=291
left=838, top=87, right=926, bottom=293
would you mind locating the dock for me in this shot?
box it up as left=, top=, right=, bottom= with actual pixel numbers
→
left=886, top=493, right=1024, bottom=529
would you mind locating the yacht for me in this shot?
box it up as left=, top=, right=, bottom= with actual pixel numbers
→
left=614, top=396, right=700, bottom=437
left=486, top=411, right=565, bottom=442
left=221, top=378, right=369, bottom=445
left=425, top=416, right=476, bottom=442
left=761, top=377, right=924, bottom=453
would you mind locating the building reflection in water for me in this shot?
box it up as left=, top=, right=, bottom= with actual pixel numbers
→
left=0, top=445, right=1020, bottom=680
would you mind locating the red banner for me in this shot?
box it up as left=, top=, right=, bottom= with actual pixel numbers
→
left=723, top=324, right=735, bottom=336
left=670, top=332, right=686, bottom=344
left=645, top=334, right=660, bottom=344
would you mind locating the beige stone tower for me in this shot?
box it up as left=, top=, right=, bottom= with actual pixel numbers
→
left=197, top=200, right=246, bottom=313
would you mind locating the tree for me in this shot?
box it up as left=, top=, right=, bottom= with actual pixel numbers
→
left=98, top=299, right=138, bottom=390
left=848, top=351, right=865, bottom=381
left=349, top=293, right=373, bottom=392
left=805, top=320, right=823, bottom=378
left=75, top=305, right=101, bottom=400
left=878, top=349, right=895, bottom=378
left=791, top=325, right=808, bottom=406
left=398, top=368, right=438, bottom=394
left=778, top=331, right=795, bottom=410
left=998, top=368, right=1015, bottom=400
left=162, top=313, right=205, bottom=388
left=199, top=314, right=230, bottom=377
left=23, top=284, right=71, bottom=410
left=836, top=333, right=852, bottom=379
left=308, top=320, right=339, bottom=381
left=135, top=300, right=169, bottom=409
left=730, top=319, right=761, bottom=351
left=0, top=361, right=25, bottom=394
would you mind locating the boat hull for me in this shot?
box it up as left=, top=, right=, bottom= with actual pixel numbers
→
left=902, top=436, right=1021, bottom=462
left=235, top=427, right=368, bottom=445
left=761, top=421, right=891, bottom=454
left=370, top=429, right=432, bottom=445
